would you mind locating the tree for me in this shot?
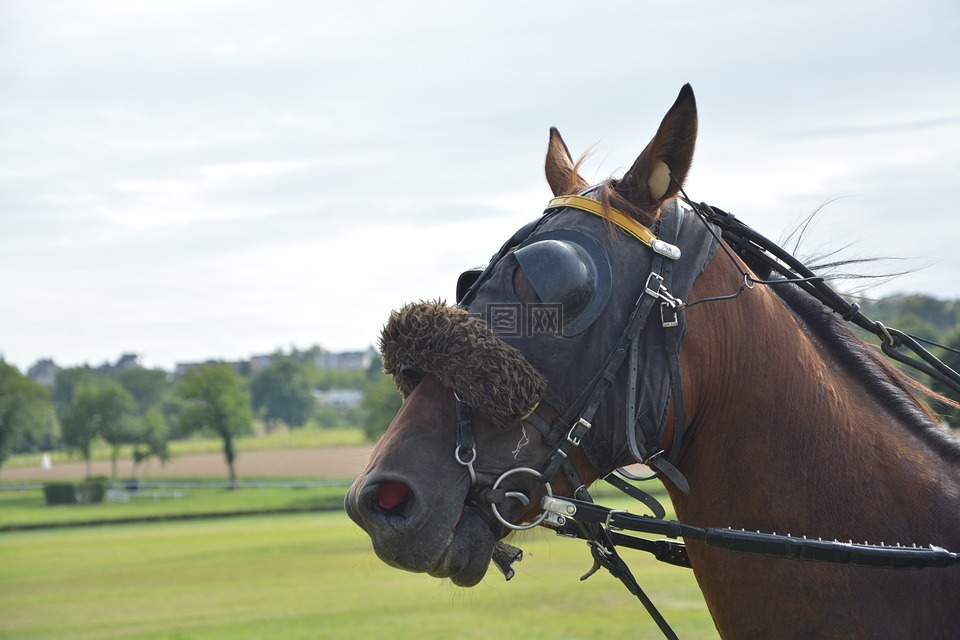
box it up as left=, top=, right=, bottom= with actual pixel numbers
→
left=60, top=385, right=102, bottom=478
left=93, top=383, right=138, bottom=478
left=0, top=362, right=56, bottom=472
left=360, top=373, right=403, bottom=441
left=176, top=363, right=253, bottom=485
left=930, top=328, right=960, bottom=427
left=116, top=367, right=171, bottom=413
left=131, top=407, right=171, bottom=478
left=250, top=358, right=314, bottom=430
left=60, top=382, right=137, bottom=478
left=52, top=366, right=99, bottom=412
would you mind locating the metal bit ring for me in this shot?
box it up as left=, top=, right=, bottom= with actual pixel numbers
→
left=490, top=467, right=553, bottom=531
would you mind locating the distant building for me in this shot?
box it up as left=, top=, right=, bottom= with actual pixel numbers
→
left=171, top=348, right=374, bottom=379
left=113, top=353, right=140, bottom=371
left=313, top=388, right=365, bottom=408
left=27, top=359, right=61, bottom=387
left=249, top=354, right=275, bottom=374
left=94, top=353, right=141, bottom=374
left=313, top=350, right=374, bottom=372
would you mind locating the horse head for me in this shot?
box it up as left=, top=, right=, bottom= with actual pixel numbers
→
left=345, top=84, right=714, bottom=586
left=345, top=82, right=960, bottom=638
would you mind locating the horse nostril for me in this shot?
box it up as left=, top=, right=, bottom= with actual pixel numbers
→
left=376, top=480, right=413, bottom=512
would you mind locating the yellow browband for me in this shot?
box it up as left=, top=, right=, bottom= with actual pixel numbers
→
left=545, top=194, right=681, bottom=260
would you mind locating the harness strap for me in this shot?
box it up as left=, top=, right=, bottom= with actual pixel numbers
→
left=527, top=200, right=693, bottom=502
left=454, top=397, right=478, bottom=485
left=560, top=251, right=663, bottom=442
left=580, top=520, right=680, bottom=640
left=654, top=283, right=692, bottom=494
left=545, top=496, right=960, bottom=569
left=695, top=200, right=960, bottom=394
left=525, top=409, right=593, bottom=501
left=603, top=473, right=666, bottom=519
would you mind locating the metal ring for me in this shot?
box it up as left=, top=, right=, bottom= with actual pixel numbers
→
left=875, top=321, right=896, bottom=347
left=454, top=444, right=476, bottom=466
left=454, top=445, right=477, bottom=485
left=490, top=467, right=553, bottom=531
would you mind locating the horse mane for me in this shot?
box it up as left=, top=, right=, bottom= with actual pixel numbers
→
left=566, top=165, right=960, bottom=463
left=771, top=280, right=960, bottom=464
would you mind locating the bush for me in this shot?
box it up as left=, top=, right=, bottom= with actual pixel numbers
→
left=76, top=479, right=106, bottom=504
left=43, top=483, right=78, bottom=505
left=42, top=479, right=106, bottom=505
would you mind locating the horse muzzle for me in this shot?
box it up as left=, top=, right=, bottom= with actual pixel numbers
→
left=344, top=473, right=500, bottom=586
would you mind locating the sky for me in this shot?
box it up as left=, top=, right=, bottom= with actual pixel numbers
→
left=1, top=0, right=958, bottom=373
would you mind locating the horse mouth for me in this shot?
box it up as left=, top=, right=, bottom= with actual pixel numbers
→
left=428, top=505, right=501, bottom=586
left=344, top=479, right=501, bottom=588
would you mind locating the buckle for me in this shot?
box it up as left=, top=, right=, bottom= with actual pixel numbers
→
left=567, top=417, right=592, bottom=447
left=643, top=449, right=665, bottom=465
left=605, top=509, right=629, bottom=531
left=644, top=272, right=664, bottom=298
left=661, top=302, right=679, bottom=328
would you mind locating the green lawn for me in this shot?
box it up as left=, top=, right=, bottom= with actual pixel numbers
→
left=0, top=483, right=349, bottom=529
left=0, top=509, right=719, bottom=639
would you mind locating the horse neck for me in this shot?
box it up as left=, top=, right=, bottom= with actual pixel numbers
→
left=670, top=255, right=960, bottom=544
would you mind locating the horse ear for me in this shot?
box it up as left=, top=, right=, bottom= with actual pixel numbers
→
left=545, top=127, right=588, bottom=196
left=616, top=84, right=698, bottom=211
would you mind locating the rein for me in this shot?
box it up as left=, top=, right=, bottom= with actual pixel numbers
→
left=678, top=189, right=960, bottom=395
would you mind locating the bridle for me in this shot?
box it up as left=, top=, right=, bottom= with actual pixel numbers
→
left=453, top=190, right=709, bottom=534
left=453, top=391, right=555, bottom=531
left=445, top=185, right=960, bottom=639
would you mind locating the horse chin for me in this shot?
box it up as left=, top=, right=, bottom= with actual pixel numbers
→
left=430, top=508, right=499, bottom=587
left=359, top=500, right=499, bottom=588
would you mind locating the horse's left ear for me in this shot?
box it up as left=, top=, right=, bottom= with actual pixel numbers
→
left=616, top=84, right=698, bottom=212
left=545, top=127, right=589, bottom=196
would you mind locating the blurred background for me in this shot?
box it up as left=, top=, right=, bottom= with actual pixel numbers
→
left=2, top=0, right=958, bottom=372
left=1, top=2, right=957, bottom=638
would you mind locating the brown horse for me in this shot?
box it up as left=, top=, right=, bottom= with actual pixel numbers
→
left=345, top=85, right=960, bottom=638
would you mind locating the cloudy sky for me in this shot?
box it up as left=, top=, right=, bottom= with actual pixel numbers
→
left=2, top=0, right=958, bottom=372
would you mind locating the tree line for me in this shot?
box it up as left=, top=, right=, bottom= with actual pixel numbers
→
left=854, top=295, right=960, bottom=421
left=0, top=351, right=403, bottom=482
left=2, top=293, right=959, bottom=481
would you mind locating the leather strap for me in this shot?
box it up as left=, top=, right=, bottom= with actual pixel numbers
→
left=581, top=521, right=680, bottom=640
left=604, top=473, right=666, bottom=519
left=546, top=195, right=662, bottom=249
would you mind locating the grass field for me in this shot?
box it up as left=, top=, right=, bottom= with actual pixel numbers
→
left=0, top=507, right=719, bottom=639
left=0, top=483, right=349, bottom=529
left=0, top=452, right=719, bottom=638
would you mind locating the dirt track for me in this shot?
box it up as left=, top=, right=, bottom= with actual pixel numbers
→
left=0, top=445, right=375, bottom=482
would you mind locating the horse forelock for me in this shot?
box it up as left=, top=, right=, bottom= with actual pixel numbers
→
left=557, top=150, right=666, bottom=229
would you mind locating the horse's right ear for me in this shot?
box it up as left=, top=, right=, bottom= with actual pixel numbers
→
left=616, top=84, right=698, bottom=212
left=545, top=127, right=588, bottom=196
